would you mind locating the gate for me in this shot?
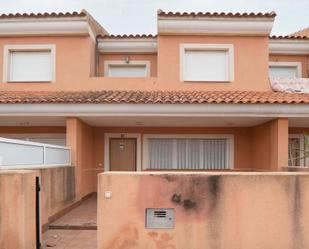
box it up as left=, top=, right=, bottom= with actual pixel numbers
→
left=36, top=176, right=41, bottom=249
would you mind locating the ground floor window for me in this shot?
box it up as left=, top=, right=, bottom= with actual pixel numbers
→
left=143, top=135, right=233, bottom=170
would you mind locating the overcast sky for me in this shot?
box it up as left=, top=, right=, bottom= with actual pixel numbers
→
left=1, top=0, right=309, bottom=35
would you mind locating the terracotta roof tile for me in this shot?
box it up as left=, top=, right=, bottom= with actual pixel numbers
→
left=157, top=10, right=276, bottom=18
left=0, top=90, right=309, bottom=104
left=99, top=34, right=157, bottom=39
left=290, top=27, right=309, bottom=37
left=270, top=35, right=309, bottom=40
left=0, top=10, right=108, bottom=36
left=0, top=11, right=86, bottom=19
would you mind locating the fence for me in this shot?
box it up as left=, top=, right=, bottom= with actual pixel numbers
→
left=0, top=137, right=71, bottom=169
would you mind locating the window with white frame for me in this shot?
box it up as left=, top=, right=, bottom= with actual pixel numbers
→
left=104, top=60, right=150, bottom=77
left=269, top=62, right=302, bottom=78
left=3, top=44, right=55, bottom=82
left=180, top=44, right=234, bottom=82
left=288, top=134, right=309, bottom=167
left=143, top=135, right=233, bottom=170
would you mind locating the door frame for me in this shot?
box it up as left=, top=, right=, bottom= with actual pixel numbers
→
left=104, top=133, right=142, bottom=172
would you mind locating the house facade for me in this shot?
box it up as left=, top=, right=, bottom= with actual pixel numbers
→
left=0, top=10, right=309, bottom=202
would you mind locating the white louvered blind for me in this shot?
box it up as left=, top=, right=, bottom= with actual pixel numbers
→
left=184, top=50, right=228, bottom=81
left=147, top=138, right=230, bottom=170
left=269, top=66, right=298, bottom=78
left=10, top=51, right=52, bottom=82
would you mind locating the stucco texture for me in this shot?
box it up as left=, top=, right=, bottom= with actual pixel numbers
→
left=0, top=34, right=277, bottom=91
left=67, top=118, right=97, bottom=199
left=39, top=166, right=75, bottom=227
left=93, top=118, right=288, bottom=172
left=98, top=172, right=309, bottom=249
left=0, top=170, right=38, bottom=249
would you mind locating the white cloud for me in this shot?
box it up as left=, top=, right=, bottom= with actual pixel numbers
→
left=0, top=0, right=308, bottom=35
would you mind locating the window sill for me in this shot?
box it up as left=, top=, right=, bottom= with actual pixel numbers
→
left=182, top=80, right=232, bottom=83
left=6, top=80, right=53, bottom=83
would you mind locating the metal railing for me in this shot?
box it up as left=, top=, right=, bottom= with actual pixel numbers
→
left=0, top=137, right=71, bottom=169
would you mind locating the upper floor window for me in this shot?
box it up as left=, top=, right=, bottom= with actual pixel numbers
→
left=180, top=44, right=234, bottom=82
left=104, top=60, right=150, bottom=78
left=3, top=44, right=55, bottom=82
left=269, top=62, right=302, bottom=78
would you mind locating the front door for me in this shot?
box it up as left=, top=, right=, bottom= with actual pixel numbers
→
left=109, top=138, right=137, bottom=171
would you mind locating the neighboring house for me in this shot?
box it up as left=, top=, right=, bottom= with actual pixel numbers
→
left=0, top=10, right=309, bottom=201
left=291, top=27, right=309, bottom=37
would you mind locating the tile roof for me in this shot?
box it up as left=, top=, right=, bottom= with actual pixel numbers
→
left=157, top=10, right=276, bottom=18
left=0, top=11, right=87, bottom=19
left=270, top=35, right=309, bottom=40
left=99, top=34, right=157, bottom=39
left=0, top=90, right=309, bottom=104
left=290, top=27, right=309, bottom=37
left=0, top=10, right=108, bottom=36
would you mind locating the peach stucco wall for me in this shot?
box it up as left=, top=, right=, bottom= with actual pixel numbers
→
left=157, top=35, right=271, bottom=91
left=98, top=172, right=309, bottom=249
left=66, top=118, right=96, bottom=200
left=92, top=119, right=288, bottom=172
left=99, top=53, right=158, bottom=77
left=0, top=170, right=38, bottom=249
left=289, top=127, right=309, bottom=134
left=93, top=126, right=252, bottom=171
left=252, top=118, right=289, bottom=170
left=270, top=54, right=309, bottom=78
left=39, top=166, right=75, bottom=227
left=0, top=36, right=94, bottom=91
left=0, top=126, right=65, bottom=134
left=0, top=34, right=273, bottom=91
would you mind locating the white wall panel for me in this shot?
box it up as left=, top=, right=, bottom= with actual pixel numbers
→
left=0, top=142, right=43, bottom=166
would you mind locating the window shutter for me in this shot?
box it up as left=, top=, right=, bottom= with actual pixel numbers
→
left=184, top=50, right=228, bottom=81
left=269, top=66, right=298, bottom=78
left=108, top=65, right=147, bottom=77
left=10, top=51, right=52, bottom=81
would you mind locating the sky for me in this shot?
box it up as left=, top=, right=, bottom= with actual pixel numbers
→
left=1, top=0, right=309, bottom=35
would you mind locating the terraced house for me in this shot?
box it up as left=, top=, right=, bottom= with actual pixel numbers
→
left=1, top=9, right=309, bottom=249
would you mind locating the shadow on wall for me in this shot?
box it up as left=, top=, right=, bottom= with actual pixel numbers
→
left=39, top=166, right=76, bottom=229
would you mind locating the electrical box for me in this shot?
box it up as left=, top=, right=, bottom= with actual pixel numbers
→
left=145, top=208, right=174, bottom=229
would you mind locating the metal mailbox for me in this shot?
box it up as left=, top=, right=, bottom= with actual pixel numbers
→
left=145, top=208, right=174, bottom=229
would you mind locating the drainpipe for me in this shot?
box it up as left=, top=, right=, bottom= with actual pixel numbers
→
left=307, top=55, right=309, bottom=78
left=95, top=35, right=100, bottom=77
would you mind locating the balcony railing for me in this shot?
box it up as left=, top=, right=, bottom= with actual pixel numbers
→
left=0, top=137, right=71, bottom=169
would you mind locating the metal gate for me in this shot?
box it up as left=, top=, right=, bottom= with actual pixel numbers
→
left=36, top=176, right=41, bottom=249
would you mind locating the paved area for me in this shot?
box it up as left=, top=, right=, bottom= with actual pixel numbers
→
left=49, top=194, right=97, bottom=229
left=43, top=229, right=97, bottom=249
left=43, top=194, right=97, bottom=248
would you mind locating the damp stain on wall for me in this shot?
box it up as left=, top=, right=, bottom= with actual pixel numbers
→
left=105, top=223, right=139, bottom=249
left=165, top=175, right=222, bottom=215
left=292, top=176, right=303, bottom=249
